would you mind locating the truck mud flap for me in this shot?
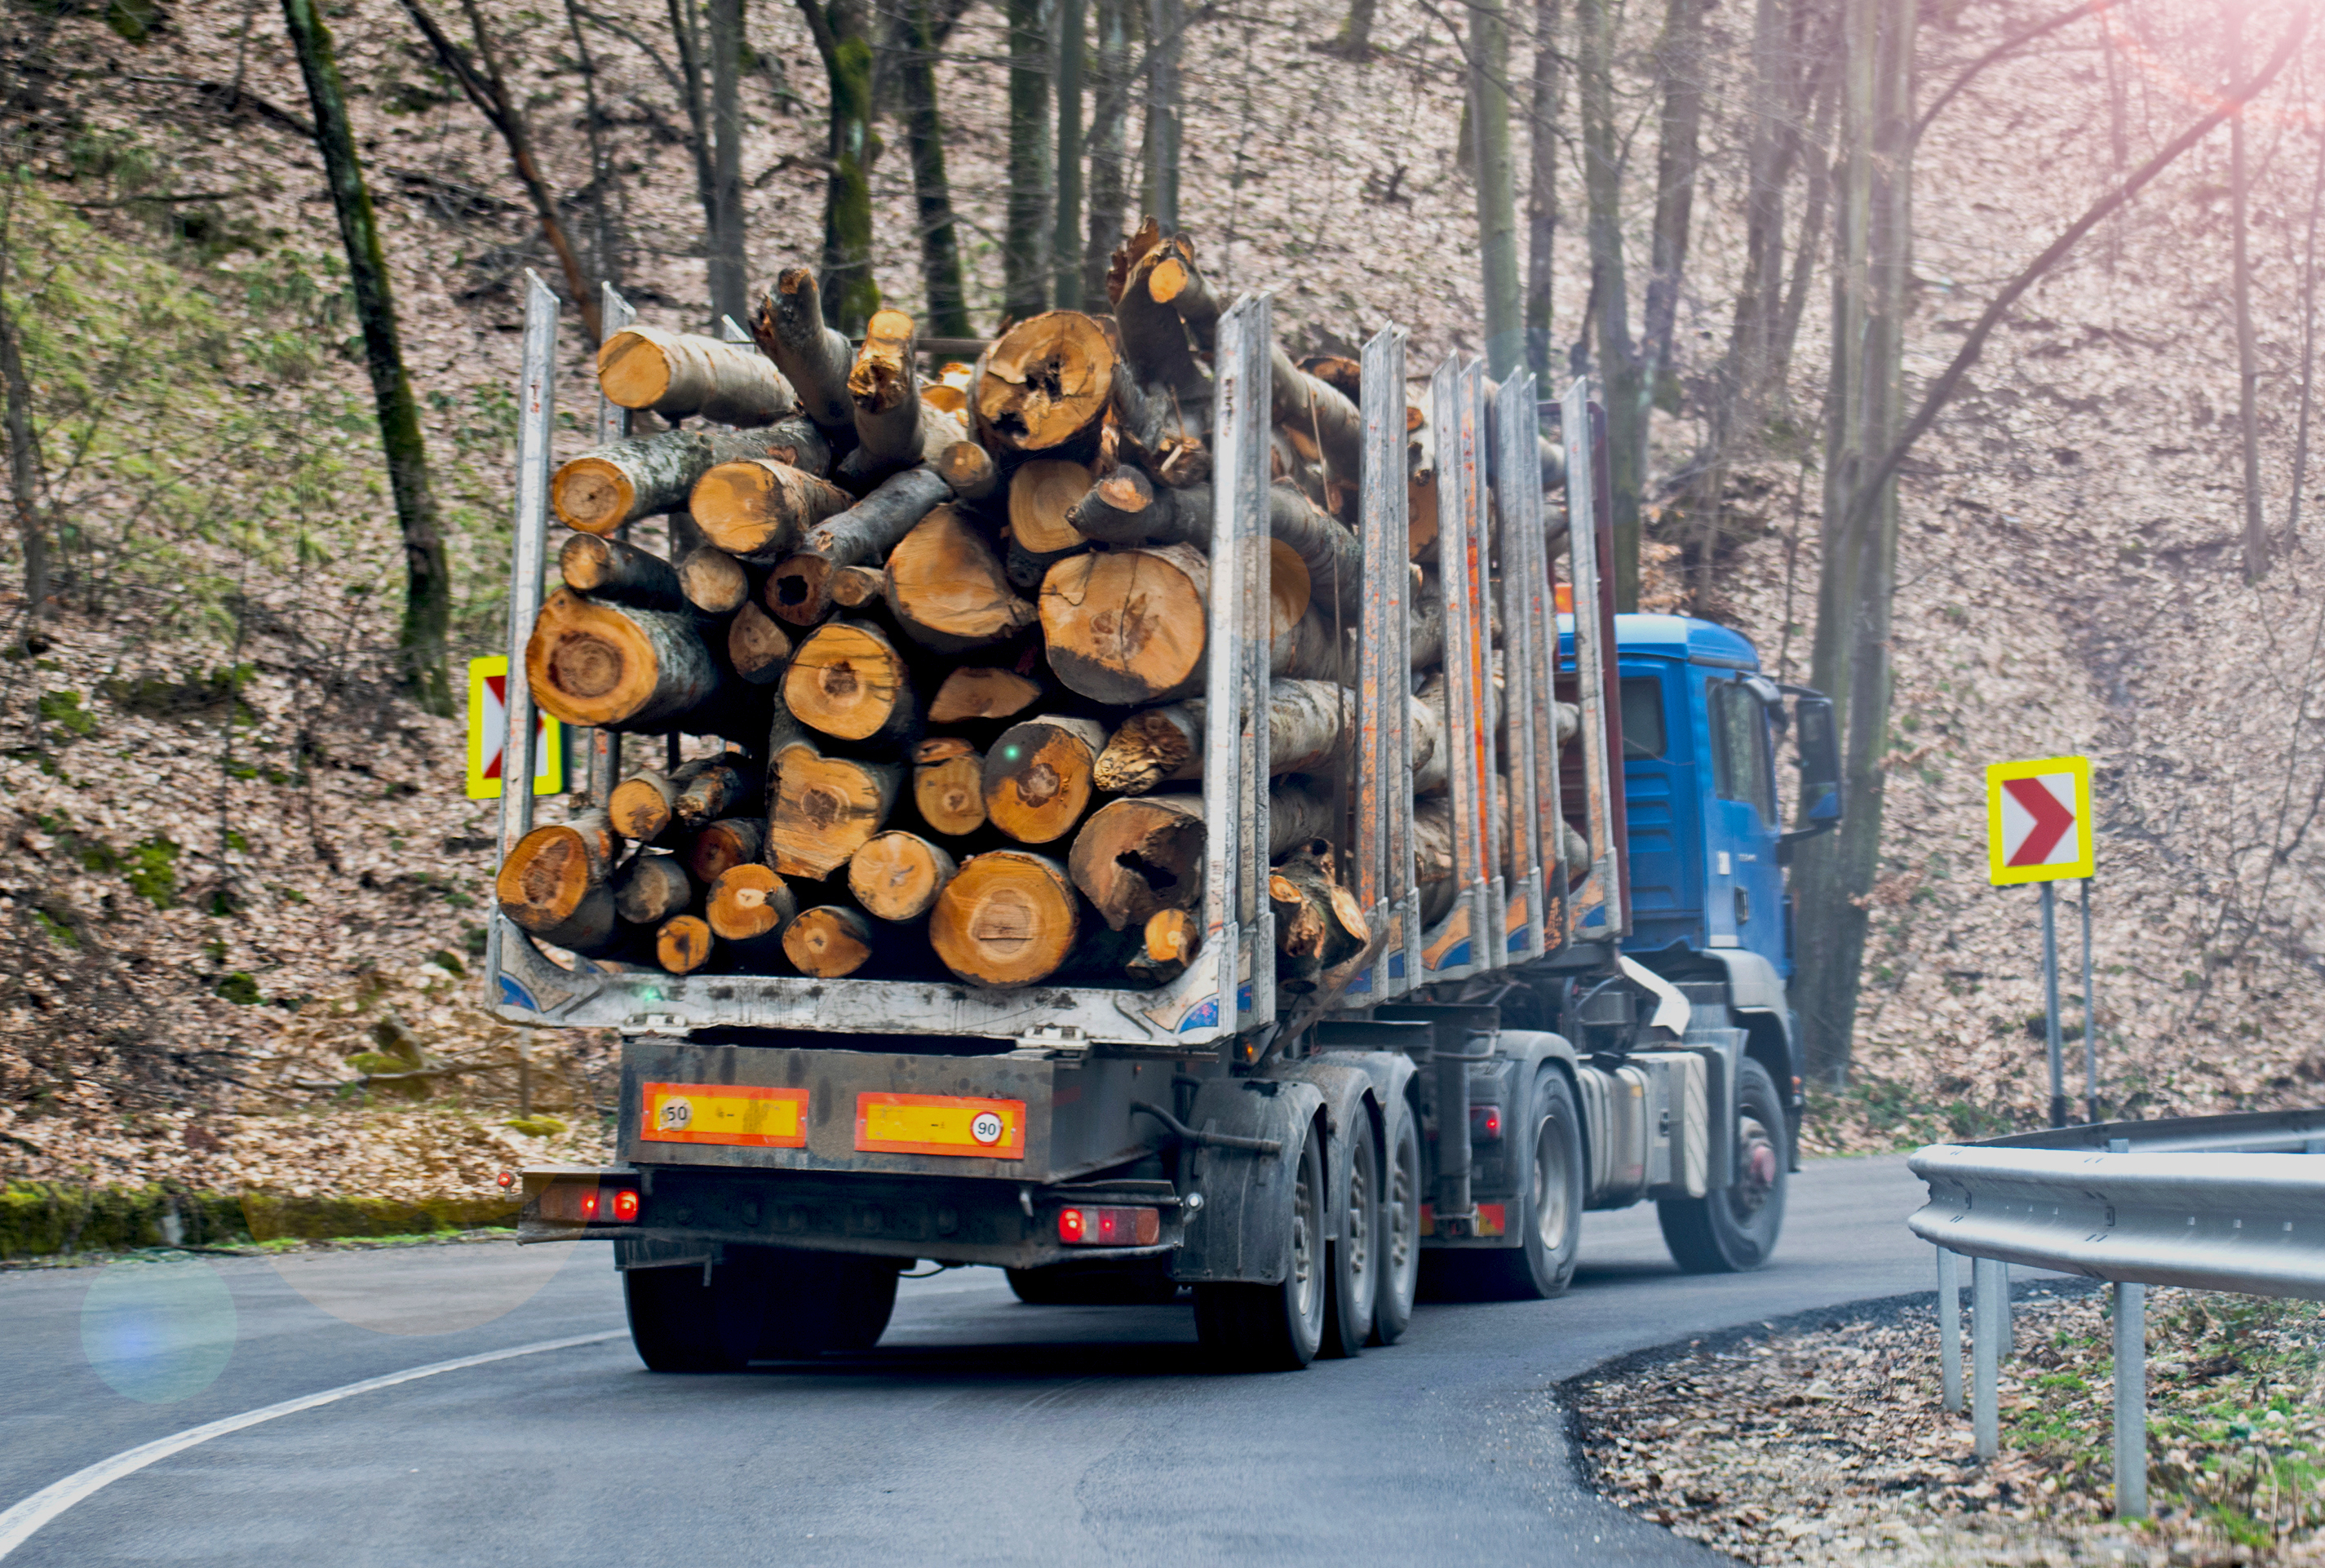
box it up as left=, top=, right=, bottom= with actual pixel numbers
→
left=1169, top=1077, right=1325, bottom=1286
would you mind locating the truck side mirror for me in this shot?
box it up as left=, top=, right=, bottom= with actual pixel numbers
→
left=1788, top=690, right=1844, bottom=831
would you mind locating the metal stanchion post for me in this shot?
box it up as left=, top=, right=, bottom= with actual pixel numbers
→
left=2114, top=1279, right=2146, bottom=1517
left=2041, top=881, right=2067, bottom=1128
left=1973, top=1256, right=2001, bottom=1459
left=2080, top=880, right=2097, bottom=1124
left=1938, top=1245, right=1963, bottom=1412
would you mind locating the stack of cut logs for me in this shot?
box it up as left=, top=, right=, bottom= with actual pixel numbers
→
left=496, top=219, right=1586, bottom=993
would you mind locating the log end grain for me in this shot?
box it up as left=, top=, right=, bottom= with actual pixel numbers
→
left=1038, top=546, right=1207, bottom=706
left=974, top=312, right=1115, bottom=452
left=782, top=620, right=914, bottom=744
left=983, top=716, right=1105, bottom=844
left=912, top=740, right=988, bottom=836
left=706, top=862, right=797, bottom=943
left=782, top=906, right=875, bottom=977
left=1007, top=459, right=1094, bottom=555
left=927, top=667, right=1043, bottom=724
left=551, top=457, right=633, bottom=535
left=655, top=913, right=715, bottom=975
left=929, top=851, right=1081, bottom=986
left=848, top=831, right=958, bottom=922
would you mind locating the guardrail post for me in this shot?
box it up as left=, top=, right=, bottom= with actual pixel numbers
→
left=1937, top=1245, right=1963, bottom=1412
left=2000, top=1260, right=2013, bottom=1358
left=2114, top=1279, right=2146, bottom=1517
left=1972, top=1255, right=2002, bottom=1459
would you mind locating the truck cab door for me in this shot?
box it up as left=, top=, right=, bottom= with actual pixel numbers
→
left=1701, top=674, right=1787, bottom=972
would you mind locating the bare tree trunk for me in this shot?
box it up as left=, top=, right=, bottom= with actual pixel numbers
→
left=1082, top=0, right=1133, bottom=300
left=1640, top=0, right=1709, bottom=413
left=1470, top=0, right=1521, bottom=377
left=1144, top=0, right=1183, bottom=228
left=1053, top=0, right=1087, bottom=308
left=1328, top=0, right=1377, bottom=58
left=2230, top=16, right=2265, bottom=582
left=1577, top=0, right=1641, bottom=609
left=0, top=290, right=46, bottom=635
left=564, top=0, right=623, bottom=288
left=1004, top=0, right=1053, bottom=322
left=1523, top=0, right=1560, bottom=382
left=399, top=0, right=603, bottom=341
left=2289, top=94, right=2325, bottom=544
left=287, top=0, right=455, bottom=714
left=706, top=0, right=751, bottom=325
left=795, top=0, right=879, bottom=332
left=1769, top=64, right=1837, bottom=401
left=901, top=0, right=973, bottom=337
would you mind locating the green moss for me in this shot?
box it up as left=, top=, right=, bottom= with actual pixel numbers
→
left=0, top=1181, right=522, bottom=1259
left=37, top=690, right=97, bottom=736
left=31, top=909, right=78, bottom=950
left=214, top=972, right=261, bottom=1005
left=125, top=836, right=179, bottom=908
left=503, top=1114, right=567, bottom=1137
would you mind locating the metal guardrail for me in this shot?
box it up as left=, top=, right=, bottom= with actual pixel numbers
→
left=1906, top=1110, right=2325, bottom=1519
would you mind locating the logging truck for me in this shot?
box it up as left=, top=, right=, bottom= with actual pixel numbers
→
left=488, top=241, right=1844, bottom=1370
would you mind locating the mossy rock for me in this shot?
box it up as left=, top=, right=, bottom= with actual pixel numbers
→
left=0, top=1182, right=248, bottom=1259
left=238, top=1193, right=520, bottom=1242
left=503, top=1114, right=567, bottom=1138
left=344, top=1052, right=430, bottom=1099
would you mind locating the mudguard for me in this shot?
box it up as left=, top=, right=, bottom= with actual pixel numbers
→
left=1265, top=1056, right=1395, bottom=1243
left=1170, top=1077, right=1326, bottom=1285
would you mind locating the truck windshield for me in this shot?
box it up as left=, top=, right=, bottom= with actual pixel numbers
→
left=1709, top=680, right=1777, bottom=822
left=1619, top=676, right=1667, bottom=760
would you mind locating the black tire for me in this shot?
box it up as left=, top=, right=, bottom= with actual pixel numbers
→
left=1194, top=1121, right=1326, bottom=1371
left=1369, top=1097, right=1422, bottom=1345
left=1658, top=1055, right=1789, bottom=1273
left=624, top=1247, right=900, bottom=1371
left=1472, top=1066, right=1583, bottom=1300
left=760, top=1248, right=901, bottom=1356
left=1005, top=1257, right=1179, bottom=1305
left=1321, top=1106, right=1381, bottom=1358
left=623, top=1255, right=763, bottom=1372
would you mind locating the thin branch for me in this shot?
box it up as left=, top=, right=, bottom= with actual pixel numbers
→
left=1911, top=0, right=2103, bottom=144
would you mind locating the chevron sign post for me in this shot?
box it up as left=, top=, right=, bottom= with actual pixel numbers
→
left=1986, top=755, right=2096, bottom=1128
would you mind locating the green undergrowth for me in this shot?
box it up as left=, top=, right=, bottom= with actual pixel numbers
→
left=0, top=1180, right=520, bottom=1260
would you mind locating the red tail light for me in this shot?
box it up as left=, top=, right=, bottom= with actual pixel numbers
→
left=578, top=1189, right=600, bottom=1220
left=1470, top=1105, right=1504, bottom=1144
left=1056, top=1206, right=1160, bottom=1246
left=538, top=1182, right=637, bottom=1223
left=611, top=1189, right=640, bottom=1222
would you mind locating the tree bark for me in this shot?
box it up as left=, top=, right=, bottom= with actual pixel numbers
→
left=609, top=757, right=716, bottom=840
left=597, top=326, right=793, bottom=425
left=1038, top=542, right=1209, bottom=704
left=1328, top=0, right=1376, bottom=56
left=1093, top=679, right=1434, bottom=794
left=785, top=906, right=876, bottom=975
left=286, top=0, right=454, bottom=713
left=849, top=830, right=958, bottom=919
left=1468, top=0, right=1522, bottom=377
left=1641, top=0, right=1710, bottom=413
left=897, top=0, right=974, bottom=339
left=751, top=268, right=860, bottom=428
left=2230, top=15, right=2265, bottom=582
left=614, top=851, right=695, bottom=925
left=690, top=457, right=855, bottom=564
left=767, top=466, right=953, bottom=622
left=1575, top=0, right=1641, bottom=609
left=1053, top=0, right=1087, bottom=309
left=928, top=667, right=1044, bottom=723
left=705, top=0, right=750, bottom=326
left=783, top=619, right=919, bottom=746
left=1003, top=0, right=1053, bottom=323
left=1080, top=0, right=1132, bottom=304
left=976, top=312, right=1117, bottom=453
left=674, top=757, right=754, bottom=828
left=983, top=714, right=1106, bottom=843
left=727, top=600, right=795, bottom=682
left=1142, top=0, right=1183, bottom=228
left=526, top=588, right=724, bottom=731
left=1524, top=0, right=1559, bottom=380
left=914, top=737, right=989, bottom=835
left=560, top=532, right=686, bottom=609
left=1068, top=793, right=1202, bottom=929
left=793, top=0, right=879, bottom=332
left=884, top=505, right=1038, bottom=653
left=554, top=419, right=830, bottom=536
left=931, top=849, right=1081, bottom=986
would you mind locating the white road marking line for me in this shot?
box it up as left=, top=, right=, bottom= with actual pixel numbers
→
left=0, top=1330, right=625, bottom=1559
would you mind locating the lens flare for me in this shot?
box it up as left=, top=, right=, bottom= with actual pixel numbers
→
left=80, top=1260, right=237, bottom=1404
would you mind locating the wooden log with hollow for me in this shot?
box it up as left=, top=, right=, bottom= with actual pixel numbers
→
left=973, top=312, right=1116, bottom=454
left=1066, top=794, right=1203, bottom=931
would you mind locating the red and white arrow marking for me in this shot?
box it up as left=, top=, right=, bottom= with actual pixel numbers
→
left=2000, top=773, right=2078, bottom=867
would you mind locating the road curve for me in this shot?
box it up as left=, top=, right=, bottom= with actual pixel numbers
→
left=0, top=1154, right=1938, bottom=1566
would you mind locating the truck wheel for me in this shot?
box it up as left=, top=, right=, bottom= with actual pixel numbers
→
left=1193, top=1122, right=1326, bottom=1371
left=1005, top=1257, right=1178, bottom=1304
left=760, top=1248, right=900, bottom=1356
left=1369, top=1098, right=1422, bottom=1345
left=1658, top=1056, right=1788, bottom=1273
left=623, top=1260, right=761, bottom=1373
left=1475, top=1065, right=1583, bottom=1300
left=1321, top=1108, right=1380, bottom=1358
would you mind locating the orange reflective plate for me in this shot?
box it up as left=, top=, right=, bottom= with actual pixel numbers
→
left=640, top=1082, right=808, bottom=1148
left=854, top=1092, right=1025, bottom=1159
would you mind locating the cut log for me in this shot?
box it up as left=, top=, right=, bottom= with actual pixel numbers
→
left=937, top=439, right=999, bottom=501
left=726, top=602, right=795, bottom=685
left=597, top=325, right=795, bottom=426
left=927, top=667, right=1043, bottom=724
left=608, top=759, right=714, bottom=842
left=848, top=308, right=920, bottom=460
left=1109, top=363, right=1211, bottom=486
left=974, top=312, right=1116, bottom=454
left=495, top=810, right=620, bottom=934
left=1268, top=485, right=1363, bottom=617
left=1003, top=528, right=1088, bottom=596
left=982, top=715, right=1106, bottom=844
left=848, top=831, right=959, bottom=921
left=1271, top=601, right=1354, bottom=685
left=782, top=905, right=875, bottom=977
left=1038, top=543, right=1208, bottom=706
left=1145, top=236, right=1222, bottom=348
left=751, top=268, right=857, bottom=430
left=913, top=737, right=987, bottom=836
left=551, top=420, right=830, bottom=536
left=655, top=914, right=715, bottom=975
left=1131, top=906, right=1200, bottom=985
left=1268, top=781, right=1336, bottom=855
left=1268, top=340, right=1362, bottom=487
left=1115, top=236, right=1209, bottom=399
left=829, top=565, right=886, bottom=609
left=557, top=533, right=684, bottom=609
left=683, top=817, right=766, bottom=884
left=1067, top=794, right=1203, bottom=931
left=705, top=863, right=798, bottom=957
left=884, top=506, right=1037, bottom=654
left=525, top=589, right=721, bottom=731
left=1008, top=460, right=1093, bottom=556
left=1269, top=839, right=1368, bottom=980
left=1299, top=355, right=1362, bottom=401
left=783, top=620, right=918, bottom=747
left=1061, top=476, right=1357, bottom=617
left=765, top=466, right=952, bottom=626
left=612, top=852, right=693, bottom=927
left=676, top=548, right=752, bottom=616
left=689, top=458, right=854, bottom=565
left=1092, top=680, right=1356, bottom=795
left=520, top=884, right=620, bottom=957
left=929, top=850, right=1081, bottom=986
left=764, top=721, right=905, bottom=879
left=1413, top=797, right=1457, bottom=924
left=673, top=757, right=752, bottom=830
left=1557, top=819, right=1592, bottom=886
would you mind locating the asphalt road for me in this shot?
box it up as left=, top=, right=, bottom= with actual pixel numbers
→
left=1, top=1154, right=1942, bottom=1566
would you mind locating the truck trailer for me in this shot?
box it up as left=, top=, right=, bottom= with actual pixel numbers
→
left=494, top=277, right=1844, bottom=1371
